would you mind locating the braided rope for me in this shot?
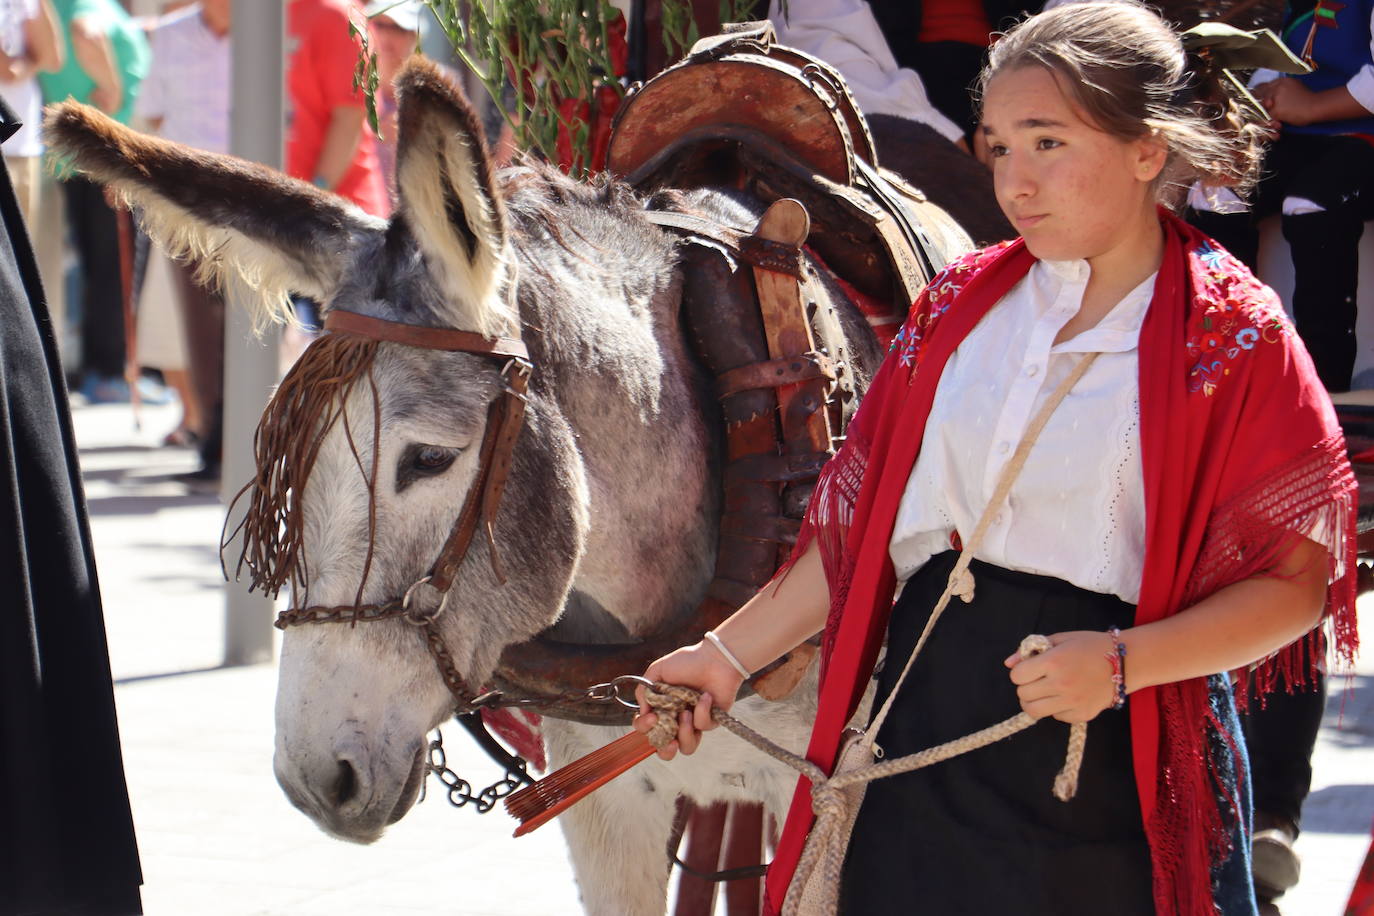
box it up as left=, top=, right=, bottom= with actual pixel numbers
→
left=640, top=632, right=1088, bottom=916
left=1055, top=716, right=1089, bottom=804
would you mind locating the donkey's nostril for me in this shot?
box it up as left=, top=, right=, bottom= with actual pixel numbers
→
left=326, top=741, right=375, bottom=817
left=332, top=759, right=360, bottom=808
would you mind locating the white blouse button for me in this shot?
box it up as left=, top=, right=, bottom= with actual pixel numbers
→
left=887, top=258, right=1153, bottom=605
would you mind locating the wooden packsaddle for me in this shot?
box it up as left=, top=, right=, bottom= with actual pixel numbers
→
left=495, top=21, right=970, bottom=715
left=490, top=26, right=973, bottom=914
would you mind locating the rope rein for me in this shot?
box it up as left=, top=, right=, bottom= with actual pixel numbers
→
left=640, top=352, right=1102, bottom=913
left=641, top=643, right=1085, bottom=791
left=640, top=637, right=1086, bottom=915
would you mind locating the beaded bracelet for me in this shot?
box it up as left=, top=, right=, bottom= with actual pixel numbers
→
left=1105, top=626, right=1128, bottom=710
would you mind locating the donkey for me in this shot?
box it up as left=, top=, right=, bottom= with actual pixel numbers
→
left=46, top=60, right=968, bottom=914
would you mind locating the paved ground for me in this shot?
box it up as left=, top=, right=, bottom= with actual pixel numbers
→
left=77, top=398, right=1374, bottom=915
left=79, top=401, right=583, bottom=916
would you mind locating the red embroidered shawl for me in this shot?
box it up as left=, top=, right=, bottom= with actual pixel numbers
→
left=763, top=213, right=1359, bottom=915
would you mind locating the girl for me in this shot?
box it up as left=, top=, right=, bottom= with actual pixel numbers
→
left=635, top=3, right=1358, bottom=914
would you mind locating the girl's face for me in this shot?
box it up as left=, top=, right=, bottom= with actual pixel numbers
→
left=981, top=66, right=1167, bottom=264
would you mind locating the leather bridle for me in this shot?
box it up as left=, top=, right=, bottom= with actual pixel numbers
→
left=273, top=309, right=532, bottom=714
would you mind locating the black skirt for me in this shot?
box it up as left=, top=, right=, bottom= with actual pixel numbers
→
left=840, top=551, right=1154, bottom=915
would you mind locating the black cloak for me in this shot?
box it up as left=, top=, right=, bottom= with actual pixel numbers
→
left=0, top=98, right=143, bottom=915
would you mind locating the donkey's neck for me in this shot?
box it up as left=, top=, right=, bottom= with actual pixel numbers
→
left=514, top=206, right=720, bottom=639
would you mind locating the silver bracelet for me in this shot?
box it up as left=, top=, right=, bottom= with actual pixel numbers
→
left=704, top=629, right=752, bottom=679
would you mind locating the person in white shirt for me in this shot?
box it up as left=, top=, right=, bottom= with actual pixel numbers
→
left=136, top=0, right=228, bottom=155
left=766, top=0, right=1018, bottom=244
left=634, top=4, right=1355, bottom=913
left=0, top=0, right=60, bottom=224
left=766, top=0, right=967, bottom=149
left=134, top=0, right=229, bottom=478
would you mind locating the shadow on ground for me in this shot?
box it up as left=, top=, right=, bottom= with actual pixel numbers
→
left=85, top=492, right=221, bottom=515
left=1303, top=783, right=1374, bottom=834
left=114, top=664, right=230, bottom=686
left=1325, top=673, right=1374, bottom=746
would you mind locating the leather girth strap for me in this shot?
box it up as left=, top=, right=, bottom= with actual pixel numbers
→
left=667, top=199, right=835, bottom=700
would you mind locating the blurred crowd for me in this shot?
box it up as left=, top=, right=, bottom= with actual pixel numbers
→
left=0, top=1, right=1370, bottom=914
left=0, top=0, right=447, bottom=484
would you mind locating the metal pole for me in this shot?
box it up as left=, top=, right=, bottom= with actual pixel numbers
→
left=223, top=0, right=284, bottom=666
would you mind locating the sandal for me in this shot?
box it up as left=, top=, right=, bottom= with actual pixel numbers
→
left=162, top=427, right=201, bottom=448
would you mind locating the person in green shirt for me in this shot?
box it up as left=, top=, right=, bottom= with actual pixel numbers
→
left=40, top=0, right=147, bottom=126
left=38, top=0, right=151, bottom=402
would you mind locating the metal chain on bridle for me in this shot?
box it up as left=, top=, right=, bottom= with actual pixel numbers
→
left=421, top=675, right=652, bottom=812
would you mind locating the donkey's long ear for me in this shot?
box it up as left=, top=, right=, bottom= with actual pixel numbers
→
left=393, top=59, right=515, bottom=338
left=43, top=101, right=384, bottom=325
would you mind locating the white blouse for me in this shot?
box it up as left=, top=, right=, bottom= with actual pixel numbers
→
left=889, top=259, right=1158, bottom=605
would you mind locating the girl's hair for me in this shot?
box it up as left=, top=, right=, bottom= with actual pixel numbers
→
left=976, top=1, right=1269, bottom=203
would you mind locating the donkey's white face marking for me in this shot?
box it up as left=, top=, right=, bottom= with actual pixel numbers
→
left=271, top=347, right=514, bottom=840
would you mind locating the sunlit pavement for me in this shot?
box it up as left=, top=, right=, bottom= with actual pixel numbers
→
left=77, top=400, right=582, bottom=916
left=75, top=398, right=1373, bottom=915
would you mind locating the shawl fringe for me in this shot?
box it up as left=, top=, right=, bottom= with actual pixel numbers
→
left=778, top=423, right=870, bottom=680
left=1189, top=432, right=1360, bottom=700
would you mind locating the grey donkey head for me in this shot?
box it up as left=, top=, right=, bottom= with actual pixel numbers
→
left=46, top=62, right=591, bottom=842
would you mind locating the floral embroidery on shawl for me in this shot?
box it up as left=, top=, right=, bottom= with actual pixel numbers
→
left=1185, top=241, right=1292, bottom=396
left=889, top=241, right=1015, bottom=371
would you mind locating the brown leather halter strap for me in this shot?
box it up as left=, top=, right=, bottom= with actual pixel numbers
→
left=324, top=309, right=529, bottom=359
left=274, top=310, right=532, bottom=714
left=324, top=311, right=531, bottom=594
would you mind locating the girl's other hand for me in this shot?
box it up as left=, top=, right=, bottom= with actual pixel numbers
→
left=632, top=643, right=746, bottom=760
left=1003, top=630, right=1118, bottom=723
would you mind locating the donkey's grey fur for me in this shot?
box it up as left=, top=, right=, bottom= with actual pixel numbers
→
left=45, top=58, right=955, bottom=914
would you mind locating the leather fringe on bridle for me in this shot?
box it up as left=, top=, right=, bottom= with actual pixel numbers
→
left=223, top=333, right=384, bottom=607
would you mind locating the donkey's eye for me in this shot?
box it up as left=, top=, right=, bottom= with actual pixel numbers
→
left=396, top=444, right=464, bottom=492
left=413, top=445, right=458, bottom=472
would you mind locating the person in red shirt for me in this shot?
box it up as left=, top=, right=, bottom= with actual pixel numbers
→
left=286, top=0, right=389, bottom=218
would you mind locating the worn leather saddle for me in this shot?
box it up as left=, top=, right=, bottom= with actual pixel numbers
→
left=608, top=20, right=967, bottom=323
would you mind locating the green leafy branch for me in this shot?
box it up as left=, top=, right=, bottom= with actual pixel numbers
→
left=409, top=0, right=759, bottom=176
left=350, top=17, right=383, bottom=138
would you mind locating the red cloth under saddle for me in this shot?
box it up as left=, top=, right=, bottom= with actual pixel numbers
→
left=482, top=708, right=546, bottom=773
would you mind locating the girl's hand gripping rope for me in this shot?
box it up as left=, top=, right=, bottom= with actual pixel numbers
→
left=633, top=640, right=746, bottom=760
left=1005, top=629, right=1124, bottom=724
